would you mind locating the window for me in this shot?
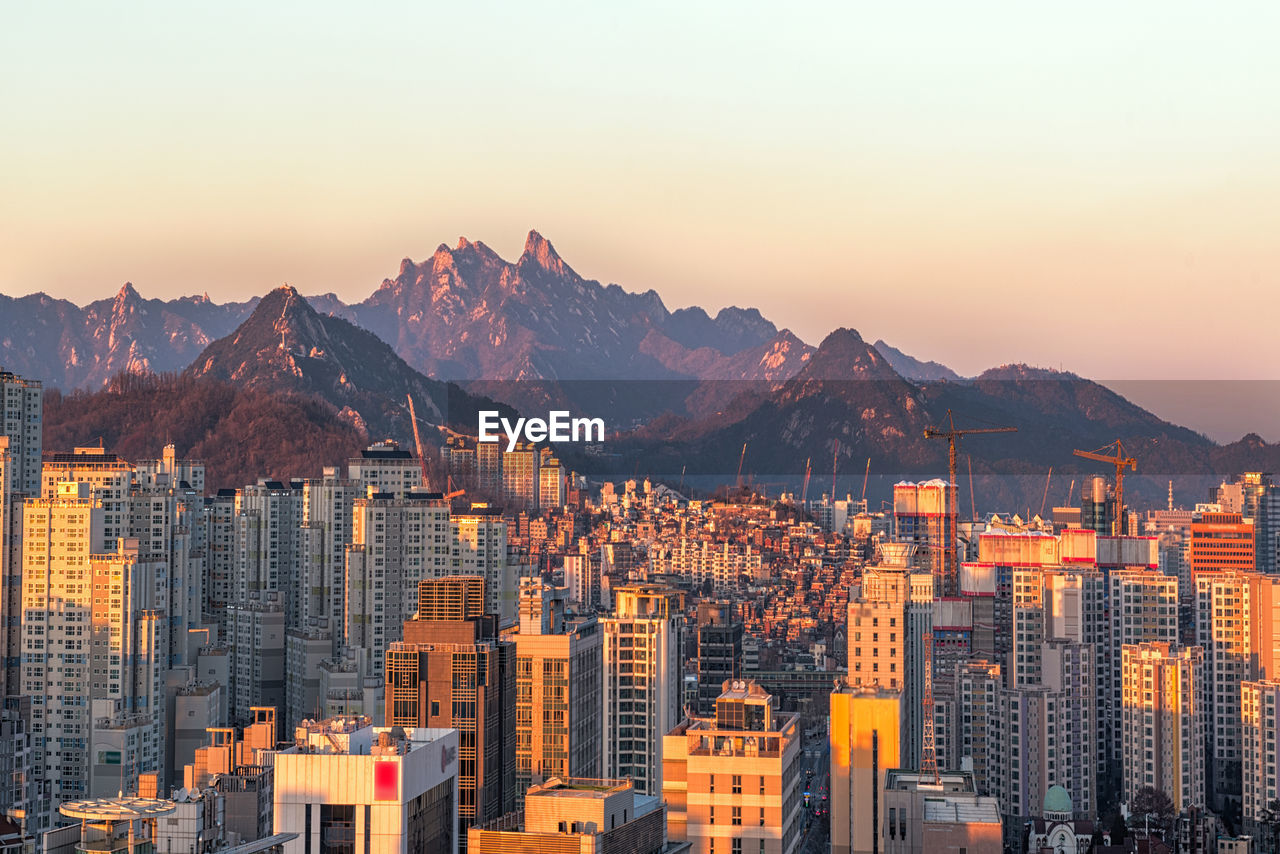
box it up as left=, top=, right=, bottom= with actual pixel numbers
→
left=732, top=774, right=742, bottom=794
left=732, top=806, right=742, bottom=826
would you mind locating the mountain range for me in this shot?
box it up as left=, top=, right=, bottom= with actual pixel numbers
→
left=9, top=230, right=1280, bottom=497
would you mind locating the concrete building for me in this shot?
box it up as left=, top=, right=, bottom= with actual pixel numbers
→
left=510, top=580, right=603, bottom=798
left=384, top=577, right=516, bottom=831
left=893, top=480, right=956, bottom=594
left=1242, top=679, right=1280, bottom=844
left=696, top=601, right=743, bottom=717
left=20, top=485, right=168, bottom=830
left=466, top=777, right=672, bottom=854
left=226, top=596, right=286, bottom=729
left=934, top=659, right=1001, bottom=799
left=0, top=370, right=42, bottom=496
left=273, top=717, right=459, bottom=854
left=450, top=506, right=515, bottom=624
left=881, top=770, right=1002, bottom=854
left=830, top=684, right=901, bottom=854
left=662, top=680, right=804, bottom=854
left=537, top=456, right=566, bottom=510
left=1107, top=569, right=1179, bottom=762
left=603, top=584, right=686, bottom=797
left=346, top=440, right=423, bottom=497
left=846, top=553, right=933, bottom=768
left=1120, top=642, right=1206, bottom=812
left=501, top=442, right=538, bottom=509
left=343, top=490, right=451, bottom=674
left=1189, top=510, right=1256, bottom=575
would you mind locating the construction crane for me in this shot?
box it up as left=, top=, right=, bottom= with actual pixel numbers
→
left=736, top=443, right=748, bottom=489
left=921, top=630, right=940, bottom=785
left=831, top=439, right=839, bottom=503
left=1073, top=440, right=1137, bottom=535
left=801, top=458, right=812, bottom=504
left=860, top=457, right=871, bottom=504
left=1039, top=466, right=1053, bottom=519
left=923, top=410, right=1017, bottom=589
left=407, top=394, right=465, bottom=500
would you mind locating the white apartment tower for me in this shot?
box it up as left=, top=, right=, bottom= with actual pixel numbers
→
left=602, top=584, right=685, bottom=797
left=21, top=484, right=167, bottom=831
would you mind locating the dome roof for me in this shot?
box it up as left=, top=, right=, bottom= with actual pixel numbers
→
left=1044, top=785, right=1073, bottom=814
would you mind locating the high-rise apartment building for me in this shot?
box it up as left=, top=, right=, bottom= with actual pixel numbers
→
left=1242, top=679, right=1280, bottom=847
left=537, top=456, right=566, bottom=510
left=1107, top=569, right=1178, bottom=761
left=696, top=601, right=743, bottom=717
left=1193, top=570, right=1280, bottom=807
left=846, top=554, right=933, bottom=767
left=893, top=479, right=956, bottom=593
left=501, top=442, right=538, bottom=508
left=384, top=577, right=516, bottom=833
left=450, top=506, right=515, bottom=624
left=510, top=580, right=602, bottom=798
left=346, top=440, right=423, bottom=497
left=663, top=680, right=804, bottom=854
left=1120, top=642, right=1205, bottom=813
left=935, top=658, right=1001, bottom=799
left=830, top=685, right=901, bottom=854
left=602, top=584, right=685, bottom=797
left=21, top=488, right=167, bottom=830
left=343, top=491, right=451, bottom=674
left=0, top=370, right=42, bottom=495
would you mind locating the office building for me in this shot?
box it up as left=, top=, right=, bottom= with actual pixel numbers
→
left=384, top=577, right=516, bottom=832
left=882, top=770, right=1002, bottom=854
left=696, top=601, right=743, bottom=717
left=1189, top=510, right=1256, bottom=574
left=603, top=584, right=686, bottom=797
left=466, top=777, right=670, bottom=854
left=510, top=580, right=603, bottom=797
left=830, top=684, right=901, bottom=854
left=273, top=717, right=459, bottom=854
left=1120, top=642, right=1205, bottom=812
left=846, top=553, right=933, bottom=768
left=663, top=680, right=804, bottom=854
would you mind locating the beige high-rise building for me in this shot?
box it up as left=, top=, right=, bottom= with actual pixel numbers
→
left=450, top=506, right=515, bottom=623
left=846, top=554, right=933, bottom=767
left=830, top=684, right=901, bottom=854
left=1120, top=642, right=1205, bottom=812
left=1194, top=570, right=1280, bottom=806
left=1107, top=569, right=1178, bottom=761
left=509, top=580, right=602, bottom=799
left=0, top=369, right=42, bottom=496
left=663, top=680, right=804, bottom=854
left=21, top=483, right=167, bottom=831
left=1242, top=679, right=1280, bottom=834
left=501, top=442, right=538, bottom=509
left=603, top=584, right=685, bottom=797
left=343, top=491, right=451, bottom=674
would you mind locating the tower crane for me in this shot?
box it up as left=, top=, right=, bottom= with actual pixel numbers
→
left=407, top=394, right=465, bottom=500
left=1073, top=440, right=1137, bottom=535
left=923, top=410, right=1017, bottom=590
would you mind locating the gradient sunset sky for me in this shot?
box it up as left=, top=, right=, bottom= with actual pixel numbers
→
left=3, top=3, right=1278, bottom=396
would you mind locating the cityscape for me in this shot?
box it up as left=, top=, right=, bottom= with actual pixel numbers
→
left=4, top=4, right=1279, bottom=854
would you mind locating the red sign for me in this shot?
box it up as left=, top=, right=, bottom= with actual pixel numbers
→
left=373, top=761, right=398, bottom=801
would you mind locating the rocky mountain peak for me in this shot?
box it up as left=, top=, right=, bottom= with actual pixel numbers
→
left=519, top=229, right=569, bottom=276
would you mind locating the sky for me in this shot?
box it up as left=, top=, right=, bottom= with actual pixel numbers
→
left=3, top=3, right=1279, bottom=400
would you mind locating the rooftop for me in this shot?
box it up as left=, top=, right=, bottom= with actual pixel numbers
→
left=59, top=797, right=176, bottom=822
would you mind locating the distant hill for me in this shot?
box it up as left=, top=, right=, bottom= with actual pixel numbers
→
left=184, top=285, right=514, bottom=443
left=43, top=373, right=367, bottom=490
